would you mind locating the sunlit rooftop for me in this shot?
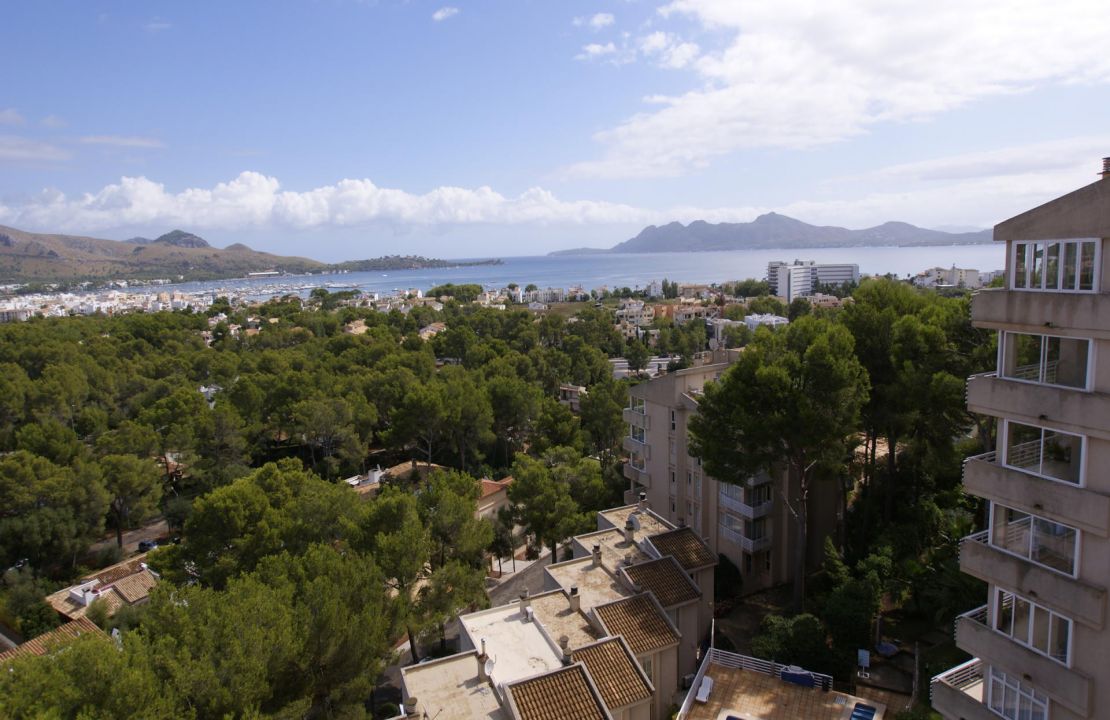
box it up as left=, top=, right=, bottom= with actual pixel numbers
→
left=399, top=651, right=505, bottom=720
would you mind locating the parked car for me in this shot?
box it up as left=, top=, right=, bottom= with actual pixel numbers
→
left=138, top=540, right=158, bottom=552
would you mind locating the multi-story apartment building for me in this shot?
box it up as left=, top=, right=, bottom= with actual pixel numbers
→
left=767, top=260, right=860, bottom=301
left=931, top=163, right=1110, bottom=720
left=623, top=350, right=837, bottom=594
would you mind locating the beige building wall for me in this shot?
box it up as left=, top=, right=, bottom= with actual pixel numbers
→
left=933, top=173, right=1110, bottom=720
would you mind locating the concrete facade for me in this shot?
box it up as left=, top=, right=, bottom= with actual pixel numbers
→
left=624, top=350, right=838, bottom=597
left=932, top=170, right=1110, bottom=720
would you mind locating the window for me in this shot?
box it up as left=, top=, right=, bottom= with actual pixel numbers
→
left=987, top=667, right=1048, bottom=720
left=1012, top=239, right=1098, bottom=292
left=1000, top=332, right=1091, bottom=390
left=640, top=656, right=653, bottom=681
left=991, top=504, right=1078, bottom=576
left=630, top=452, right=645, bottom=471
left=631, top=425, right=646, bottom=443
left=720, top=513, right=743, bottom=534
left=745, top=518, right=767, bottom=541
left=630, top=396, right=645, bottom=413
left=747, top=484, right=772, bottom=506
left=670, top=469, right=676, bottom=487
left=687, top=471, right=692, bottom=487
left=1003, top=420, right=1084, bottom=485
left=670, top=410, right=676, bottom=431
left=994, top=588, right=1071, bottom=665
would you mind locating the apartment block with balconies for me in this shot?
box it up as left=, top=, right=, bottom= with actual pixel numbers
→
left=623, top=349, right=837, bottom=594
left=931, top=162, right=1110, bottom=720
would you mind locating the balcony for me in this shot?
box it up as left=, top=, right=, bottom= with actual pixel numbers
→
left=963, top=451, right=1110, bottom=536
left=622, top=407, right=650, bottom=429
left=622, top=436, right=650, bottom=458
left=718, top=489, right=772, bottom=519
left=719, top=523, right=772, bottom=553
left=623, top=463, right=651, bottom=488
left=930, top=658, right=996, bottom=720
left=959, top=531, right=1106, bottom=628
left=966, top=372, right=1110, bottom=440
left=744, top=473, right=773, bottom=488
left=956, top=605, right=1091, bottom=716
left=971, top=288, right=1110, bottom=339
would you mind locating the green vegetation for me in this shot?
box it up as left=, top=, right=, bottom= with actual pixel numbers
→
left=0, top=295, right=635, bottom=717
left=426, top=282, right=485, bottom=302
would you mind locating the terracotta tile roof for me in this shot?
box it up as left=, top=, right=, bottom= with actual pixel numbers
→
left=507, top=664, right=610, bottom=720
left=89, top=554, right=149, bottom=585
left=647, top=527, right=717, bottom=571
left=481, top=477, right=513, bottom=498
left=113, top=570, right=158, bottom=603
left=623, top=556, right=701, bottom=608
left=45, top=555, right=158, bottom=621
left=0, top=618, right=103, bottom=663
left=592, top=594, right=680, bottom=657
left=570, top=637, right=653, bottom=711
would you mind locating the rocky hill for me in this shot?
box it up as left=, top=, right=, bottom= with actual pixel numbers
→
left=0, top=225, right=322, bottom=282
left=552, top=213, right=992, bottom=254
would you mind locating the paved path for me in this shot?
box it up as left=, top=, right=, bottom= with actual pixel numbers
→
left=88, top=519, right=169, bottom=559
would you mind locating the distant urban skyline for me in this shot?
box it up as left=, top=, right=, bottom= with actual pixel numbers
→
left=2, top=1, right=1109, bottom=259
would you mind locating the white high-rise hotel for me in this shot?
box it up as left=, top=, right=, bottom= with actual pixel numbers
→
left=766, top=260, right=859, bottom=302
left=931, top=161, right=1110, bottom=720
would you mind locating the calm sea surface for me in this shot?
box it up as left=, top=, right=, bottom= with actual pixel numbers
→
left=146, top=245, right=1007, bottom=300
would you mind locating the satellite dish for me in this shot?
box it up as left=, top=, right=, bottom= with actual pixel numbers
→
left=484, top=658, right=495, bottom=677
left=629, top=514, right=641, bottom=531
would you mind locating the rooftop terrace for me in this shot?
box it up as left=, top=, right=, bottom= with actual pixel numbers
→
left=458, top=602, right=563, bottom=690
left=399, top=651, right=505, bottom=720
left=545, top=556, right=631, bottom=611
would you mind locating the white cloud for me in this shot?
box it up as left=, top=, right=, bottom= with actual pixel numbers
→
left=80, top=135, right=166, bottom=149
left=574, top=13, right=615, bottom=30
left=576, top=42, right=618, bottom=61
left=0, top=171, right=656, bottom=233
left=41, top=115, right=67, bottom=128
left=637, top=31, right=699, bottom=68
left=0, top=136, right=69, bottom=162
left=145, top=20, right=171, bottom=32
left=570, top=0, right=1110, bottom=178
left=432, top=7, right=459, bottom=22
left=0, top=109, right=26, bottom=126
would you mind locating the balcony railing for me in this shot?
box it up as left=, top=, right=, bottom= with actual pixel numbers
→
left=718, top=490, right=773, bottom=519
left=622, top=436, right=649, bottom=458
left=719, top=523, right=772, bottom=553
left=622, top=407, right=650, bottom=429
left=677, top=648, right=833, bottom=719
left=622, top=463, right=651, bottom=488
left=930, top=657, right=985, bottom=706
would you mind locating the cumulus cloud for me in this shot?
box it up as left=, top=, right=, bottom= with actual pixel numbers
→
left=432, top=7, right=459, bottom=22
left=637, top=31, right=699, bottom=68
left=80, top=135, right=166, bottom=149
left=0, top=135, right=69, bottom=162
left=0, top=109, right=26, bottom=126
left=569, top=0, right=1110, bottom=178
left=575, top=42, right=618, bottom=61
left=574, top=13, right=615, bottom=30
left=41, top=114, right=67, bottom=128
left=0, top=171, right=657, bottom=233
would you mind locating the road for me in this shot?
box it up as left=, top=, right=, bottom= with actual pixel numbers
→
left=88, top=519, right=169, bottom=559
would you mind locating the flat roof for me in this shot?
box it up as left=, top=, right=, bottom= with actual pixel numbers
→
left=400, top=651, right=505, bottom=720
left=529, top=590, right=599, bottom=651
left=598, top=506, right=674, bottom=539
left=545, top=557, right=631, bottom=611
left=576, top=528, right=652, bottom=572
left=459, top=603, right=563, bottom=689
left=682, top=661, right=887, bottom=720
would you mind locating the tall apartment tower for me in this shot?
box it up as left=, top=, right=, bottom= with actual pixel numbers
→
left=767, top=260, right=859, bottom=302
left=931, top=163, right=1110, bottom=720
left=623, top=350, right=837, bottom=593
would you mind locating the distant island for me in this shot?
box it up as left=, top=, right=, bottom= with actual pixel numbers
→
left=549, top=212, right=993, bottom=255
left=0, top=225, right=500, bottom=284
left=327, top=256, right=502, bottom=272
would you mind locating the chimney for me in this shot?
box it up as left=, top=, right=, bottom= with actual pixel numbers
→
left=519, top=590, right=530, bottom=616
left=1102, top=157, right=1110, bottom=179
left=559, top=635, right=571, bottom=665
left=623, top=553, right=634, bottom=566
left=678, top=516, right=687, bottom=528
left=477, top=639, right=490, bottom=681
left=638, top=492, right=648, bottom=512
left=569, top=586, right=581, bottom=612
left=592, top=544, right=602, bottom=567
left=404, top=697, right=419, bottom=718
left=624, top=518, right=635, bottom=544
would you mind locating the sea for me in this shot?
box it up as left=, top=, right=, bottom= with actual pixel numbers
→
left=140, top=245, right=1007, bottom=301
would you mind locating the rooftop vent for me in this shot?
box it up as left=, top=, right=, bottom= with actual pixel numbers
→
left=1102, top=157, right=1110, bottom=179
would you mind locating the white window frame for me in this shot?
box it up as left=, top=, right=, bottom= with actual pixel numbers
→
left=630, top=424, right=646, bottom=443
left=997, top=331, right=1094, bottom=392
left=629, top=396, right=645, bottom=413
left=988, top=502, right=1081, bottom=578
left=1010, top=238, right=1100, bottom=292
left=992, top=587, right=1073, bottom=667
left=987, top=666, right=1049, bottom=720
left=1000, top=418, right=1086, bottom=487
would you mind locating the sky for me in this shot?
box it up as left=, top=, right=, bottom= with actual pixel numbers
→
left=1, top=0, right=1109, bottom=260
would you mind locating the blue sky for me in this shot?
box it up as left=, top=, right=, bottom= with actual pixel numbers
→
left=2, top=0, right=1109, bottom=259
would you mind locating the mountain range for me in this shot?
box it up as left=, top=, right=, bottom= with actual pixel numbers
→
left=0, top=226, right=325, bottom=283
left=550, top=213, right=992, bottom=255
